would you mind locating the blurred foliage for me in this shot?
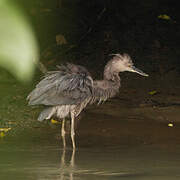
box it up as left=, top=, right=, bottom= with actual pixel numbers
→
left=0, top=0, right=39, bottom=82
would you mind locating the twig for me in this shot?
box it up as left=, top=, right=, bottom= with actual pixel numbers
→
left=79, top=7, right=106, bottom=42
left=38, top=61, right=48, bottom=74
left=33, top=57, right=48, bottom=75
left=54, top=7, right=107, bottom=58
left=37, top=7, right=106, bottom=73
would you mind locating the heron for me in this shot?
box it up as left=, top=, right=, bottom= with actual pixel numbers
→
left=27, top=53, right=148, bottom=149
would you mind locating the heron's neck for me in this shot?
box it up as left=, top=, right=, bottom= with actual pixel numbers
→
left=103, top=61, right=120, bottom=80
left=103, top=71, right=121, bottom=93
left=104, top=68, right=120, bottom=82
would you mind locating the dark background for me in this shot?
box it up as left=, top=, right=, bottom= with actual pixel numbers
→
left=15, top=0, right=180, bottom=77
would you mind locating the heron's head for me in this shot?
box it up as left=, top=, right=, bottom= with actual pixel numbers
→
left=109, top=53, right=148, bottom=76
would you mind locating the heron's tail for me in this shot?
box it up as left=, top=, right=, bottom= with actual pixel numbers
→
left=38, top=107, right=55, bottom=122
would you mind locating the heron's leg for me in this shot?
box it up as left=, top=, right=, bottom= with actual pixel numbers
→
left=70, top=112, right=76, bottom=149
left=61, top=118, right=66, bottom=148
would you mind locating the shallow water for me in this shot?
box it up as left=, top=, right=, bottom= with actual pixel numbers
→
left=0, top=137, right=180, bottom=180
left=1, top=79, right=180, bottom=180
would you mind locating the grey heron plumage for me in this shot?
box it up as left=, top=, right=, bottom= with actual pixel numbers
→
left=27, top=53, right=148, bottom=149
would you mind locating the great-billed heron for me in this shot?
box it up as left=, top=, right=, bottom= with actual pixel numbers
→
left=27, top=53, right=148, bottom=149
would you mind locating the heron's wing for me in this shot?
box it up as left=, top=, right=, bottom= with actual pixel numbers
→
left=27, top=63, right=93, bottom=106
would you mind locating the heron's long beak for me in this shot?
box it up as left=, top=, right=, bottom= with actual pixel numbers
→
left=130, top=66, right=149, bottom=77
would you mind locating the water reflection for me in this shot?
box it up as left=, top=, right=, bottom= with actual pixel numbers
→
left=59, top=149, right=75, bottom=180
left=1, top=139, right=180, bottom=180
left=55, top=147, right=141, bottom=180
left=39, top=147, right=129, bottom=180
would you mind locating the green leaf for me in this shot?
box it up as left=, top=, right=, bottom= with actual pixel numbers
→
left=0, top=0, right=39, bottom=82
